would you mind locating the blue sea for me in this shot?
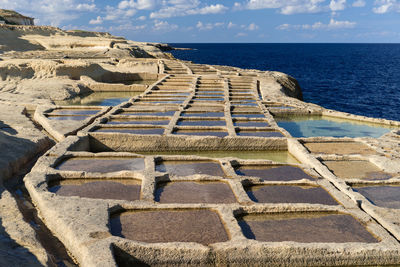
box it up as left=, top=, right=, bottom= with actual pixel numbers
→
left=169, top=43, right=400, bottom=122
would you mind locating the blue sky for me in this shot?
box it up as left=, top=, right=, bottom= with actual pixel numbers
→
left=2, top=0, right=400, bottom=43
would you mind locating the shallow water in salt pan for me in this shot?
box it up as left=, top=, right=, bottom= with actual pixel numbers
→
left=49, top=179, right=141, bottom=201
left=353, top=185, right=400, bottom=209
left=238, top=212, right=378, bottom=243
left=156, top=161, right=226, bottom=177
left=323, top=160, right=392, bottom=180
left=236, top=130, right=284, bottom=137
left=95, top=127, right=165, bottom=135
left=276, top=115, right=394, bottom=138
left=172, top=130, right=228, bottom=137
left=234, top=120, right=270, bottom=127
left=140, top=150, right=299, bottom=163
left=110, top=210, right=229, bottom=245
left=246, top=185, right=338, bottom=205
left=55, top=92, right=142, bottom=106
left=177, top=119, right=226, bottom=126
left=155, top=181, right=236, bottom=203
left=235, top=165, right=314, bottom=181
left=56, top=157, right=145, bottom=172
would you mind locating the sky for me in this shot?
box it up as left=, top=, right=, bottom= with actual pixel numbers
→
left=1, top=0, right=400, bottom=43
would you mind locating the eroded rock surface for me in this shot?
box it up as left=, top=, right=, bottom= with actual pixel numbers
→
left=2, top=21, right=400, bottom=266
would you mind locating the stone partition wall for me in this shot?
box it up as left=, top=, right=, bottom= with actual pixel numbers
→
left=24, top=61, right=400, bottom=266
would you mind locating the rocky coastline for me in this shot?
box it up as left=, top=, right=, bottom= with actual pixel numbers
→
left=1, top=22, right=400, bottom=266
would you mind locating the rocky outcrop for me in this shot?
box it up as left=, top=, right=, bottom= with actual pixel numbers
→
left=0, top=9, right=34, bottom=25
left=265, top=71, right=303, bottom=100
left=0, top=17, right=339, bottom=266
left=0, top=24, right=168, bottom=59
left=0, top=58, right=163, bottom=106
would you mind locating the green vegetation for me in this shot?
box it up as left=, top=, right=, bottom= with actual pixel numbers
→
left=0, top=9, right=31, bottom=18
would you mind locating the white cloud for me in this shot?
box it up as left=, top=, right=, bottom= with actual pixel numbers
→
left=153, top=20, right=178, bottom=31
left=227, top=21, right=236, bottom=29
left=246, top=0, right=282, bottom=9
left=236, top=32, right=247, bottom=37
left=196, top=21, right=224, bottom=30
left=137, top=15, right=147, bottom=20
left=239, top=0, right=327, bottom=15
left=77, top=22, right=149, bottom=32
left=373, top=0, right=400, bottom=13
left=0, top=0, right=98, bottom=26
left=187, top=4, right=228, bottom=15
left=104, top=5, right=137, bottom=21
left=329, top=0, right=346, bottom=11
left=117, top=0, right=157, bottom=10
left=134, top=0, right=156, bottom=9
left=150, top=1, right=227, bottom=19
left=195, top=21, right=257, bottom=31
left=118, top=1, right=130, bottom=9
left=196, top=21, right=208, bottom=30
left=276, top=23, right=290, bottom=30
left=321, top=18, right=356, bottom=28
left=112, top=23, right=147, bottom=31
left=76, top=3, right=96, bottom=11
left=150, top=0, right=200, bottom=18
left=277, top=18, right=356, bottom=30
left=352, top=0, right=366, bottom=7
left=89, top=16, right=103, bottom=25
left=233, top=2, right=243, bottom=10
left=125, top=9, right=137, bottom=16
left=247, top=22, right=259, bottom=30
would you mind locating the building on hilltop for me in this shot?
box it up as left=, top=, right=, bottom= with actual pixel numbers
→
left=0, top=9, right=34, bottom=25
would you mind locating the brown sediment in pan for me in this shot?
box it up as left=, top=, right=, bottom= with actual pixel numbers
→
left=119, top=111, right=176, bottom=116
left=323, top=160, right=392, bottom=180
left=47, top=115, right=90, bottom=120
left=233, top=120, right=270, bottom=127
left=155, top=181, right=237, bottom=203
left=56, top=157, right=145, bottom=172
left=353, top=184, right=400, bottom=209
left=235, top=165, right=315, bottom=181
left=95, top=127, right=165, bottom=135
left=177, top=119, right=226, bottom=127
left=246, top=185, right=338, bottom=205
left=304, top=142, right=377, bottom=155
left=49, top=109, right=100, bottom=115
left=172, top=130, right=228, bottom=137
left=49, top=179, right=141, bottom=201
left=110, top=209, right=229, bottom=245
left=106, top=119, right=170, bottom=125
left=181, top=112, right=225, bottom=117
left=236, top=131, right=284, bottom=137
left=156, top=160, right=226, bottom=177
left=238, top=212, right=378, bottom=243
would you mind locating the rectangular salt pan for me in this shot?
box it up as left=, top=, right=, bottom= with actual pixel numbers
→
left=238, top=213, right=378, bottom=243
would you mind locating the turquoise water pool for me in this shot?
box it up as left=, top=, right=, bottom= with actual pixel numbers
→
left=276, top=115, right=394, bottom=138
